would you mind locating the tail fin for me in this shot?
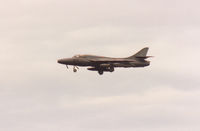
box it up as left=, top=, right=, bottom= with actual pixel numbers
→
left=128, top=47, right=149, bottom=59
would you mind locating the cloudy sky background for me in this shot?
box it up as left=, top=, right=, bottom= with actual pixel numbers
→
left=1, top=0, right=200, bottom=130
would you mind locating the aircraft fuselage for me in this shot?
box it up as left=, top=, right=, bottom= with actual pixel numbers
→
left=57, top=47, right=152, bottom=75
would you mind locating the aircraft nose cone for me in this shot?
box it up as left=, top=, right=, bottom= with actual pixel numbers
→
left=57, top=59, right=64, bottom=64
left=57, top=58, right=74, bottom=65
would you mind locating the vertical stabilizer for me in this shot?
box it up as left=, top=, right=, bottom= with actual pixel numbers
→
left=128, top=47, right=149, bottom=59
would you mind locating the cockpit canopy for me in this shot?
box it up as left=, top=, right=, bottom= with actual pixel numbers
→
left=73, top=55, right=81, bottom=58
left=73, top=54, right=104, bottom=59
left=73, top=55, right=88, bottom=58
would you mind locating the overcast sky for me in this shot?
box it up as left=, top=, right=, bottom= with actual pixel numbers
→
left=1, top=0, right=200, bottom=131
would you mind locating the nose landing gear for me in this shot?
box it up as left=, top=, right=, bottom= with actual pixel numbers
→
left=73, top=66, right=79, bottom=72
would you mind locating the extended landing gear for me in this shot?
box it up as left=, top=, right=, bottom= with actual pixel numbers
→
left=97, top=67, right=113, bottom=75
left=73, top=66, right=79, bottom=72
left=109, top=66, right=114, bottom=72
left=65, top=65, right=79, bottom=73
left=98, top=70, right=104, bottom=75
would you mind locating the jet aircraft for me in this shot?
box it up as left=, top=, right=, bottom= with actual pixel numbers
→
left=57, top=47, right=152, bottom=75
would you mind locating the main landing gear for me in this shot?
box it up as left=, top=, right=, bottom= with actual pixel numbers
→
left=109, top=66, right=114, bottom=72
left=98, top=70, right=104, bottom=75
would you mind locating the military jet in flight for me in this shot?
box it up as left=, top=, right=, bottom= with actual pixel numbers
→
left=57, top=47, right=152, bottom=75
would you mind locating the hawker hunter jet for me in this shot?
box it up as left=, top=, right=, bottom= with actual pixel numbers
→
left=57, top=47, right=152, bottom=75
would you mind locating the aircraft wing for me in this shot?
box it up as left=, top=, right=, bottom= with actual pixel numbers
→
left=135, top=56, right=153, bottom=59
left=89, top=58, right=135, bottom=64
